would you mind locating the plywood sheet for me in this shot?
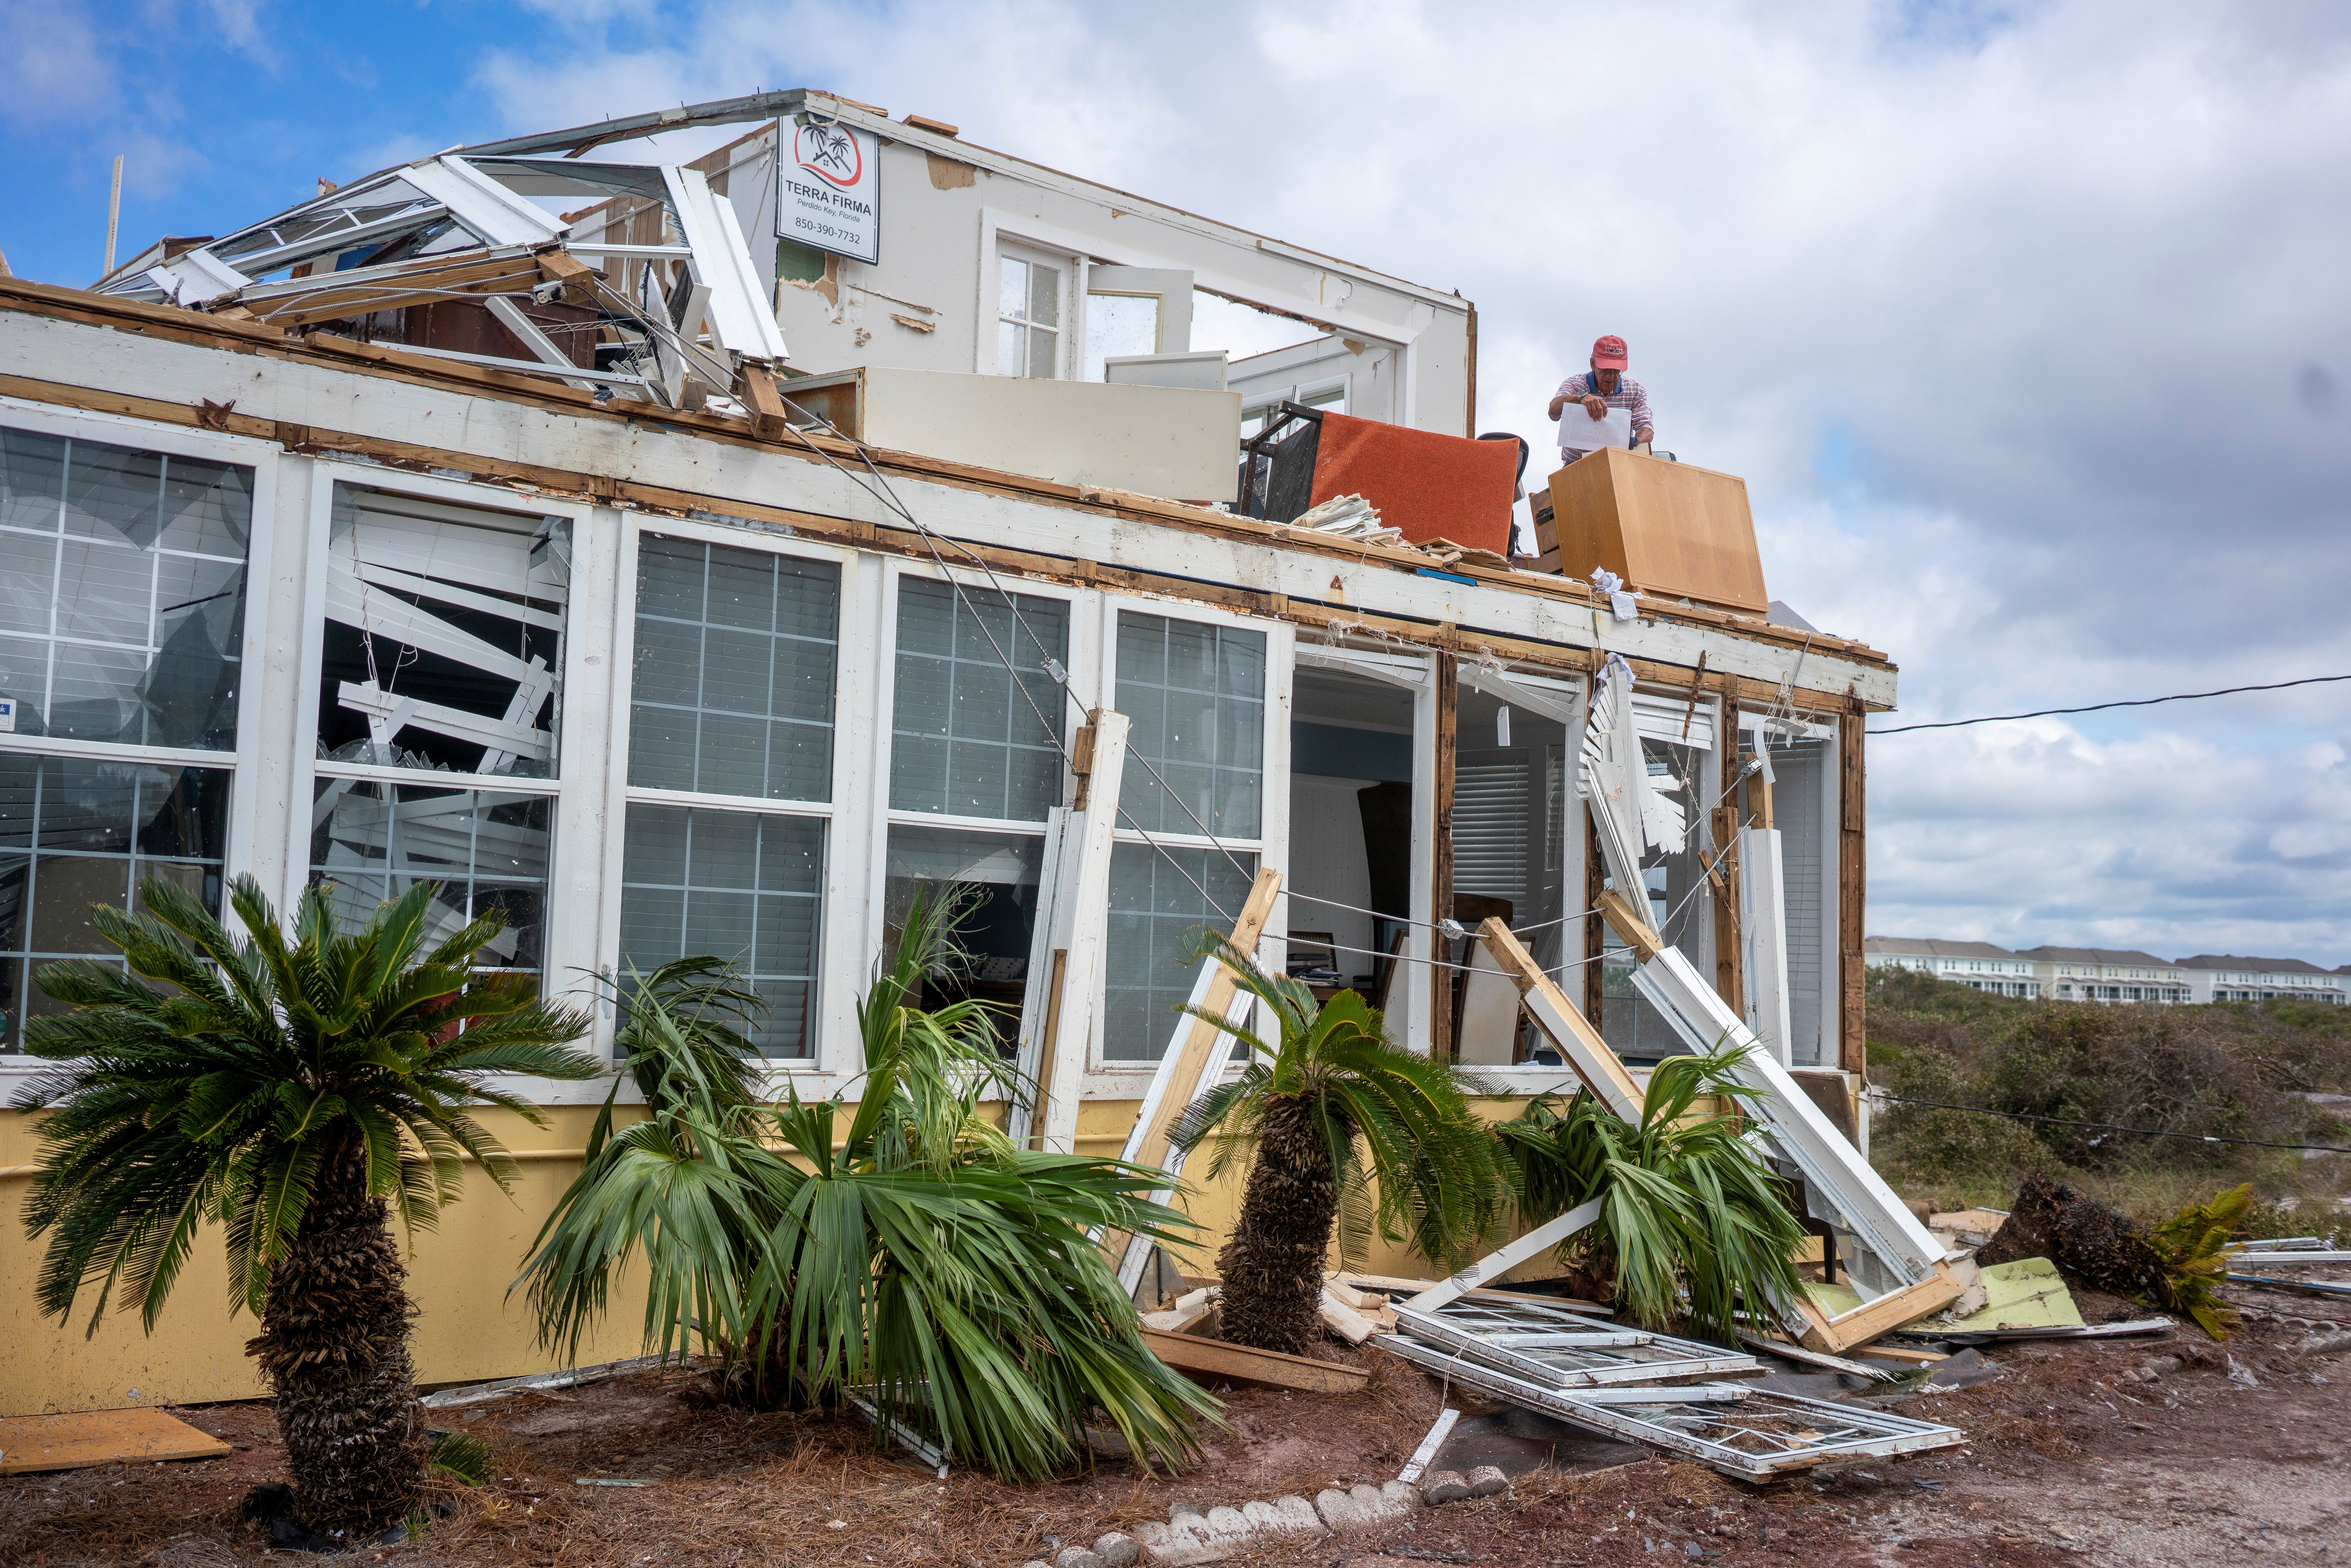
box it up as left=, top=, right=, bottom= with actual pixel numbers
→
left=0, top=1407, right=231, bottom=1474
left=1546, top=448, right=1767, bottom=614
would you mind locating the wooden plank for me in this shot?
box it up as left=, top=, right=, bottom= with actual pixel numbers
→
left=1712, top=801, right=1744, bottom=1014
left=1320, top=1289, right=1379, bottom=1344
left=1432, top=651, right=1458, bottom=1060
left=1855, top=1344, right=1948, bottom=1366
left=1583, top=813, right=1607, bottom=1022
left=1107, top=866, right=1282, bottom=1286
left=250, top=254, right=549, bottom=327
left=1478, top=917, right=1644, bottom=1119
left=1838, top=709, right=1868, bottom=1075
left=0, top=1409, right=230, bottom=1474
left=1397, top=1407, right=1462, bottom=1484
left=1140, top=1329, right=1370, bottom=1394
left=1797, top=1264, right=1966, bottom=1354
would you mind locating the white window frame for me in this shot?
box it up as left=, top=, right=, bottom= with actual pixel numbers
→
left=604, top=512, right=865, bottom=1085
left=869, top=557, right=1096, bottom=1086
left=0, top=401, right=282, bottom=1075
left=1092, top=591, right=1290, bottom=1091
left=293, top=462, right=606, bottom=1096
left=988, top=235, right=1083, bottom=381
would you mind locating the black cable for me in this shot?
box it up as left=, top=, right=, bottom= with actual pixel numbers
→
left=1868, top=674, right=2351, bottom=734
left=1877, top=1094, right=2351, bottom=1154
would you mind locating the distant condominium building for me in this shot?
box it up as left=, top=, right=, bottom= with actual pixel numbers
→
left=2175, top=955, right=2348, bottom=1005
left=2013, top=947, right=2189, bottom=1004
left=1862, top=937, right=2044, bottom=997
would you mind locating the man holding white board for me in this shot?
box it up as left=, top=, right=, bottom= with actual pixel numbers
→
left=1547, top=334, right=1655, bottom=461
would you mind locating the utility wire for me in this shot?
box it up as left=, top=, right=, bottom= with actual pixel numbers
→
left=1869, top=674, right=2351, bottom=735
left=1876, top=1094, right=2351, bottom=1155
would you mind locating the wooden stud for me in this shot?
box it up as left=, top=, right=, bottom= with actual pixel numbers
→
left=1477, top=918, right=1644, bottom=1120
left=1838, top=707, right=1867, bottom=1076
left=1139, top=1329, right=1370, bottom=1394
left=1596, top=888, right=1665, bottom=963
left=1712, top=801, right=1744, bottom=1015
left=1432, top=651, right=1459, bottom=1060
left=734, top=361, right=790, bottom=442
left=1027, top=948, right=1069, bottom=1151
left=1584, top=812, right=1607, bottom=1023
left=1795, top=1263, right=1966, bottom=1354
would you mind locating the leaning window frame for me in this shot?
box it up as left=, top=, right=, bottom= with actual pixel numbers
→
left=0, top=401, right=280, bottom=1068
left=868, top=556, right=1094, bottom=1091
left=291, top=463, right=600, bottom=1087
left=1090, top=589, right=1291, bottom=1090
left=601, top=512, right=864, bottom=1084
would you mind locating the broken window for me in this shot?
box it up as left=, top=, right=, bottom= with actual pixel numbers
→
left=311, top=484, right=568, bottom=974
left=316, top=486, right=568, bottom=777
left=0, top=756, right=229, bottom=1052
left=881, top=825, right=1045, bottom=1054
left=0, top=427, right=250, bottom=750
left=309, top=782, right=551, bottom=976
left=889, top=577, right=1067, bottom=822
left=618, top=534, right=841, bottom=1059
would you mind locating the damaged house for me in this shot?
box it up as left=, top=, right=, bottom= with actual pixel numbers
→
left=0, top=90, right=1931, bottom=1418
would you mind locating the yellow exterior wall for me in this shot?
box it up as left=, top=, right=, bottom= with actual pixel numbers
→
left=6, top=1088, right=1608, bottom=1416
left=1, top=1105, right=647, bottom=1417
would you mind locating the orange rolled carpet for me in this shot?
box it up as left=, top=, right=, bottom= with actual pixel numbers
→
left=1305, top=412, right=1519, bottom=556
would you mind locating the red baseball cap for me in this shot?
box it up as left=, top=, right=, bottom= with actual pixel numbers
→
left=1591, top=335, right=1629, bottom=369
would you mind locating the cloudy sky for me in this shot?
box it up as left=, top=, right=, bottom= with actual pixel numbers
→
left=6, top=0, right=2348, bottom=963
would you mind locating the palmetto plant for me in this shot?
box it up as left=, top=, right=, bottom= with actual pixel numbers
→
left=12, top=876, right=600, bottom=1533
left=1494, top=1046, right=1806, bottom=1340
left=518, top=891, right=1220, bottom=1480
left=1165, top=936, right=1506, bottom=1355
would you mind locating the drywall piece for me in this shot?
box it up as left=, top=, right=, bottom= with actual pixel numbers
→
left=1011, top=713, right=1130, bottom=1154
left=777, top=365, right=1243, bottom=502
left=0, top=1408, right=230, bottom=1474
left=1111, top=867, right=1284, bottom=1291
left=1934, top=1258, right=2084, bottom=1332
left=1453, top=936, right=1523, bottom=1066
left=1139, top=1329, right=1368, bottom=1394
left=1408, top=1197, right=1605, bottom=1313
left=1737, top=822, right=1792, bottom=1066
left=1105, top=350, right=1229, bottom=392
left=1475, top=919, right=1644, bottom=1119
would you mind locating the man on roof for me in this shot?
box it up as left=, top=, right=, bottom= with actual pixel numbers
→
left=1547, top=335, right=1654, bottom=459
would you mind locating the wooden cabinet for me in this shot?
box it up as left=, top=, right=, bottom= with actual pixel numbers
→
left=1542, top=447, right=1768, bottom=615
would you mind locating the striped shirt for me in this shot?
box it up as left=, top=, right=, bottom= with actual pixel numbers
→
left=1555, top=372, right=1654, bottom=447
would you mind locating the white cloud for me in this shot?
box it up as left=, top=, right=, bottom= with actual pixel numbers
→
left=461, top=0, right=2351, bottom=961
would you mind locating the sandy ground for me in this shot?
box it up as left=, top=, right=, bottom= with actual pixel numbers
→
left=4, top=1279, right=2345, bottom=1568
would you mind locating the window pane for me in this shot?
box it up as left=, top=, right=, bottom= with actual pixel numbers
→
left=998, top=257, right=1028, bottom=321
left=884, top=826, right=1046, bottom=1054
left=1102, top=844, right=1257, bottom=1062
left=618, top=803, right=823, bottom=1058
left=995, top=320, right=1024, bottom=377
left=318, top=486, right=567, bottom=778
left=1027, top=262, right=1060, bottom=330
left=1084, top=292, right=1161, bottom=382
left=0, top=756, right=230, bottom=1052
left=628, top=535, right=839, bottom=802
left=1114, top=613, right=1266, bottom=838
left=310, top=779, right=551, bottom=973
left=890, top=578, right=1068, bottom=821
left=0, top=430, right=250, bottom=750
left=1025, top=324, right=1056, bottom=380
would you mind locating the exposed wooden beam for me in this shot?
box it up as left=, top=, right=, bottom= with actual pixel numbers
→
left=1432, top=651, right=1458, bottom=1060
left=1838, top=707, right=1868, bottom=1076
left=1139, top=1329, right=1368, bottom=1394
left=1477, top=918, right=1644, bottom=1120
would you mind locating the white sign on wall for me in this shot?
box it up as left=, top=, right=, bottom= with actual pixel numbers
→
left=778, top=115, right=881, bottom=265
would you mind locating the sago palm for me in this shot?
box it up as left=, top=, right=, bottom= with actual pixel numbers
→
left=1164, top=935, right=1505, bottom=1355
left=12, top=876, right=600, bottom=1533
left=519, top=892, right=1221, bottom=1480
left=1494, top=1046, right=1806, bottom=1340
